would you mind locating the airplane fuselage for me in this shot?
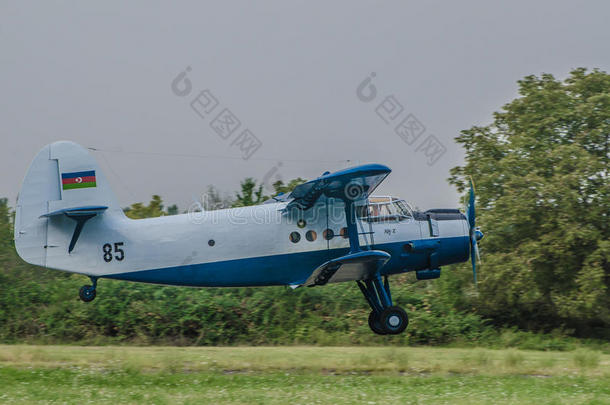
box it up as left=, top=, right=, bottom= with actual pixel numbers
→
left=40, top=200, right=470, bottom=287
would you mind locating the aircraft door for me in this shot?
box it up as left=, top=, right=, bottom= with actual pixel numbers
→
left=325, top=198, right=352, bottom=253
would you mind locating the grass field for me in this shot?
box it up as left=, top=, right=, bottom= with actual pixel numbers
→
left=1, top=345, right=609, bottom=404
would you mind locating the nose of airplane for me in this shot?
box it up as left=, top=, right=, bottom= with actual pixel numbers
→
left=475, top=228, right=484, bottom=241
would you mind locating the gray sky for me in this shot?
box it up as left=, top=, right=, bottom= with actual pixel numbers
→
left=2, top=1, right=609, bottom=211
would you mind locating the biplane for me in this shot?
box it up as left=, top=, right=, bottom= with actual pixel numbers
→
left=14, top=141, right=483, bottom=335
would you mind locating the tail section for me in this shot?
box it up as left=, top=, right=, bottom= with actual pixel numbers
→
left=14, top=141, right=124, bottom=270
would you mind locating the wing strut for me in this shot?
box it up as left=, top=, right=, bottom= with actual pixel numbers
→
left=344, top=198, right=361, bottom=253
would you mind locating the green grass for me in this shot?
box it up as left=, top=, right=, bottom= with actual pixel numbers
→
left=1, top=345, right=609, bottom=404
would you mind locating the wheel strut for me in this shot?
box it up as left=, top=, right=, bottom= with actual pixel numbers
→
left=357, top=274, right=392, bottom=313
left=357, top=275, right=408, bottom=335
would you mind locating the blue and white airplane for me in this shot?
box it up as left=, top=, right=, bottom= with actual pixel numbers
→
left=14, top=141, right=482, bottom=335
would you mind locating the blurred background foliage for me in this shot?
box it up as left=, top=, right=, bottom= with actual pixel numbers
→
left=0, top=69, right=608, bottom=348
left=449, top=68, right=609, bottom=337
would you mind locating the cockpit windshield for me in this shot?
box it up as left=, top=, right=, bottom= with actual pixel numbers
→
left=356, top=196, right=413, bottom=222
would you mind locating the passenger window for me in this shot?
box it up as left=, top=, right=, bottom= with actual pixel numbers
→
left=323, top=229, right=334, bottom=240
left=289, top=232, right=301, bottom=243
left=306, top=230, right=317, bottom=242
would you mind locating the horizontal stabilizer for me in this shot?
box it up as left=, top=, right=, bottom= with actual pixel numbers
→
left=40, top=205, right=108, bottom=218
left=303, top=250, right=391, bottom=287
left=39, top=205, right=109, bottom=253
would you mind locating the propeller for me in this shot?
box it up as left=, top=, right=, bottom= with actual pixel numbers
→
left=465, top=178, right=483, bottom=284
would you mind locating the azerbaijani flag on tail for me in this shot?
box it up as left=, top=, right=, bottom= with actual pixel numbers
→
left=62, top=170, right=97, bottom=190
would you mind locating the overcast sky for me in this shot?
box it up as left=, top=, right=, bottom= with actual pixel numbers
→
left=2, top=1, right=609, bottom=211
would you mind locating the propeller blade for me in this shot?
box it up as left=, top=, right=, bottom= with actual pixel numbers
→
left=467, top=182, right=475, bottom=230
left=471, top=234, right=478, bottom=284
left=474, top=240, right=481, bottom=263
left=466, top=178, right=478, bottom=285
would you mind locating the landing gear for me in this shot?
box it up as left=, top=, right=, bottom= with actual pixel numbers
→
left=368, top=311, right=387, bottom=335
left=358, top=275, right=408, bottom=335
left=379, top=306, right=408, bottom=334
left=79, top=277, right=97, bottom=302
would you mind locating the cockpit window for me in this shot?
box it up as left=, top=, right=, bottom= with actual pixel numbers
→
left=393, top=200, right=412, bottom=217
left=357, top=197, right=413, bottom=222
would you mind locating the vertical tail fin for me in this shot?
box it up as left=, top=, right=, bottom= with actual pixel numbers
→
left=14, top=141, right=124, bottom=267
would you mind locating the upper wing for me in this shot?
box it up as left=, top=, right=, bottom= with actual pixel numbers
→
left=286, top=163, right=393, bottom=286
left=285, top=164, right=391, bottom=211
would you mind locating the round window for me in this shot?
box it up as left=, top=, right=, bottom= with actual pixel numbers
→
left=208, top=239, right=215, bottom=247
left=306, top=230, right=317, bottom=242
left=323, top=229, right=334, bottom=240
left=297, top=219, right=306, bottom=228
left=289, top=232, right=301, bottom=243
left=340, top=227, right=349, bottom=239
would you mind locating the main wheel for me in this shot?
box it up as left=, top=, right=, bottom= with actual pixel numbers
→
left=79, top=285, right=96, bottom=302
left=379, top=306, right=408, bottom=335
left=368, top=311, right=387, bottom=335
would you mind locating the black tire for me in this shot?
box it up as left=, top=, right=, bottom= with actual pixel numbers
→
left=79, top=285, right=96, bottom=302
left=368, top=311, right=387, bottom=335
left=379, top=306, right=408, bottom=335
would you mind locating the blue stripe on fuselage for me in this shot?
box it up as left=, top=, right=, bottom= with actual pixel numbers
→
left=104, top=236, right=469, bottom=287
